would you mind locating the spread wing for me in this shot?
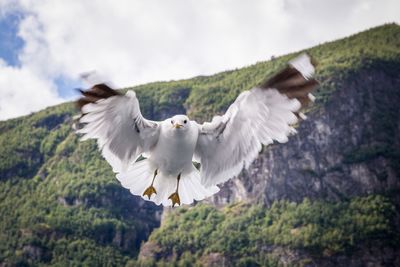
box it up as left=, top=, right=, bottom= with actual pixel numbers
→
left=76, top=83, right=160, bottom=173
left=195, top=53, right=319, bottom=187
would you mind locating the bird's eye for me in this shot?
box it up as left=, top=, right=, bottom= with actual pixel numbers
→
left=184, top=120, right=187, bottom=124
left=171, top=120, right=174, bottom=124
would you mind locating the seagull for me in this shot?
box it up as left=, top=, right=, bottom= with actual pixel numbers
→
left=76, top=53, right=319, bottom=207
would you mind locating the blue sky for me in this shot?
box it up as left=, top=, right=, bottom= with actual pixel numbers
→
left=0, top=11, right=81, bottom=99
left=53, top=76, right=81, bottom=99
left=0, top=12, right=23, bottom=67
left=0, top=0, right=399, bottom=120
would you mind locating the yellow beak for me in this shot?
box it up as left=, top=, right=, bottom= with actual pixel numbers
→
left=173, top=123, right=183, bottom=129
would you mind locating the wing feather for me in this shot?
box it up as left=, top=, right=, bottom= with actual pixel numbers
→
left=195, top=53, right=318, bottom=187
left=76, top=83, right=160, bottom=173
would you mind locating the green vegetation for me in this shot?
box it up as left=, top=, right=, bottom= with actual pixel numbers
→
left=144, top=195, right=396, bottom=266
left=0, top=24, right=399, bottom=266
left=0, top=103, right=161, bottom=266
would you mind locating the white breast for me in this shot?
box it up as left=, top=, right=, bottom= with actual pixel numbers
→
left=149, top=121, right=198, bottom=176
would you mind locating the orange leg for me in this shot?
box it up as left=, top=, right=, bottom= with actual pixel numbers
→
left=143, top=169, right=158, bottom=199
left=168, top=173, right=181, bottom=207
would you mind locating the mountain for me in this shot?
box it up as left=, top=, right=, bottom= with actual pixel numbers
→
left=0, top=24, right=399, bottom=266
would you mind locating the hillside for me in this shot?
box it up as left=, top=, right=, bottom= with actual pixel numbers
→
left=0, top=23, right=399, bottom=266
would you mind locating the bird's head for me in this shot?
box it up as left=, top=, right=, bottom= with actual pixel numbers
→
left=169, top=115, right=190, bottom=131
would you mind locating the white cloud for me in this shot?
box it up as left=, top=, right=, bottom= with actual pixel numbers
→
left=0, top=58, right=63, bottom=120
left=0, top=0, right=399, bottom=120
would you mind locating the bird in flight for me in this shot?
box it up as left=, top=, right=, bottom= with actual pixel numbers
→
left=76, top=53, right=318, bottom=207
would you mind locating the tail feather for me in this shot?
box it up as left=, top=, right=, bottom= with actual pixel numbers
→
left=179, top=181, right=192, bottom=204
left=117, top=159, right=151, bottom=195
left=116, top=159, right=219, bottom=206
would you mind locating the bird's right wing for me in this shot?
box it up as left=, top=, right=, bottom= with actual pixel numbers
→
left=76, top=83, right=160, bottom=173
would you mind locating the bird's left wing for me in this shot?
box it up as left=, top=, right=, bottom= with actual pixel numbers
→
left=76, top=83, right=160, bottom=173
left=195, top=53, right=319, bottom=187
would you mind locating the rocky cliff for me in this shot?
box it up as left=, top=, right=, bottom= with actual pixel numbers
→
left=214, top=63, right=400, bottom=206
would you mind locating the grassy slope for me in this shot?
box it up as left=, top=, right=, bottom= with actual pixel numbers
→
left=0, top=24, right=399, bottom=266
left=146, top=196, right=396, bottom=266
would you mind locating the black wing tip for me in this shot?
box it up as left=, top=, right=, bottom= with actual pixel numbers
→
left=75, top=83, right=121, bottom=111
left=259, top=53, right=319, bottom=109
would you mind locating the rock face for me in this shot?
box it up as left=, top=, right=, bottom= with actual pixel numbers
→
left=211, top=66, right=400, bottom=206
left=254, top=243, right=400, bottom=267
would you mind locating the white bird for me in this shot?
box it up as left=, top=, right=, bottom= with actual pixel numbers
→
left=76, top=53, right=318, bottom=207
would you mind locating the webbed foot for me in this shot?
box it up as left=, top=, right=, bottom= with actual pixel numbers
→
left=168, top=192, right=180, bottom=207
left=143, top=186, right=157, bottom=199
left=143, top=169, right=158, bottom=199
